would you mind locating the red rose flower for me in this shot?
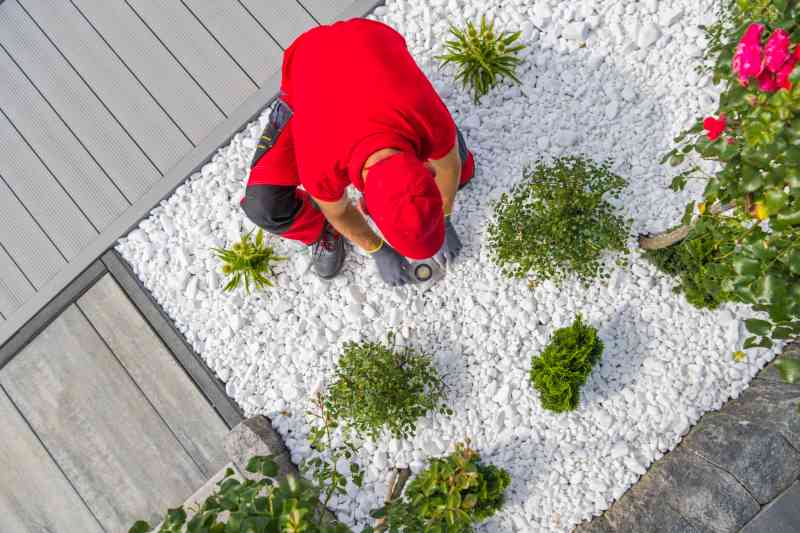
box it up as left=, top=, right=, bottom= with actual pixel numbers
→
left=703, top=114, right=727, bottom=141
left=765, top=28, right=791, bottom=73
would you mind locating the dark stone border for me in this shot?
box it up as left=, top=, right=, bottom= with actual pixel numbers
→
left=576, top=346, right=800, bottom=533
left=0, top=260, right=106, bottom=371
left=102, top=250, right=243, bottom=429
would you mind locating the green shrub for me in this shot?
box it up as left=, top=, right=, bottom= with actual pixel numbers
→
left=661, top=1, right=800, bottom=351
left=488, top=156, right=631, bottom=287
left=374, top=441, right=511, bottom=532
left=129, top=456, right=350, bottom=533
left=324, top=334, right=451, bottom=441
left=212, top=228, right=285, bottom=294
left=530, top=315, right=603, bottom=413
left=644, top=214, right=740, bottom=309
left=437, top=15, right=526, bottom=103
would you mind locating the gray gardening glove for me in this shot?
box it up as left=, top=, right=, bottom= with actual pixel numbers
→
left=433, top=216, right=463, bottom=268
left=370, top=241, right=412, bottom=287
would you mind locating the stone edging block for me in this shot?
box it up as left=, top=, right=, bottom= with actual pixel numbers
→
left=224, top=415, right=299, bottom=480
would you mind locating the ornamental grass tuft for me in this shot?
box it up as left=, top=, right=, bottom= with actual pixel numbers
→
left=488, top=156, right=631, bottom=287
left=324, top=333, right=451, bottom=441
left=530, top=315, right=603, bottom=413
left=212, top=228, right=285, bottom=294
left=375, top=441, right=511, bottom=532
left=437, top=15, right=526, bottom=103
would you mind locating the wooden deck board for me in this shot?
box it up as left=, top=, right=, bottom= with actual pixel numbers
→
left=0, top=43, right=129, bottom=229
left=300, top=0, right=355, bottom=24
left=239, top=0, right=318, bottom=48
left=182, top=0, right=284, bottom=85
left=0, top=305, right=207, bottom=530
left=0, top=112, right=97, bottom=260
left=127, top=0, right=257, bottom=114
left=78, top=274, right=229, bottom=478
left=0, top=0, right=382, bottom=360
left=0, top=245, right=34, bottom=318
left=16, top=0, right=192, bottom=174
left=0, top=0, right=160, bottom=203
left=70, top=0, right=223, bottom=143
left=0, top=386, right=104, bottom=533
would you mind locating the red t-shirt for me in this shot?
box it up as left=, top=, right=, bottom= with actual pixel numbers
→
left=280, top=18, right=456, bottom=202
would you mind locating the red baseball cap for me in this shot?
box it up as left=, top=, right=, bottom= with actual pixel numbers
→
left=363, top=152, right=444, bottom=260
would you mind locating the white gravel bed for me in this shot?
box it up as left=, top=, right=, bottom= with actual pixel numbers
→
left=118, top=1, right=778, bottom=531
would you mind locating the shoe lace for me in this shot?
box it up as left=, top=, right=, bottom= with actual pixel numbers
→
left=315, top=224, right=340, bottom=254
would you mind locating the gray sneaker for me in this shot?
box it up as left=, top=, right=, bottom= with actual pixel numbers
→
left=311, top=222, right=346, bottom=279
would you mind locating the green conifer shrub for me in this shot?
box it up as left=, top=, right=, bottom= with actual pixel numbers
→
left=530, top=315, right=603, bottom=413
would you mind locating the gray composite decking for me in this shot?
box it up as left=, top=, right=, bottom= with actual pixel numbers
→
left=0, top=0, right=379, bottom=348
left=0, top=273, right=230, bottom=532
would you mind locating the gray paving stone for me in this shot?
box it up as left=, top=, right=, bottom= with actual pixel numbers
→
left=649, top=446, right=760, bottom=532
left=224, top=416, right=298, bottom=480
left=720, top=379, right=800, bottom=448
left=683, top=413, right=800, bottom=504
left=741, top=481, right=800, bottom=533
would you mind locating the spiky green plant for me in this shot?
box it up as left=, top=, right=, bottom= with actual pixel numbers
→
left=437, top=16, right=526, bottom=103
left=212, top=228, right=285, bottom=294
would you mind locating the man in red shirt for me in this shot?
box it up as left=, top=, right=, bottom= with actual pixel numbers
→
left=241, top=18, right=475, bottom=286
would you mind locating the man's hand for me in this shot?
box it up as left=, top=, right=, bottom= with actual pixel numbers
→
left=371, top=242, right=412, bottom=286
left=433, top=216, right=462, bottom=267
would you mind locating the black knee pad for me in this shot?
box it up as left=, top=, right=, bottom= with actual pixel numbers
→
left=241, top=184, right=302, bottom=234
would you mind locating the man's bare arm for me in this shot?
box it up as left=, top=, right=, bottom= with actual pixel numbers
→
left=428, top=137, right=462, bottom=215
left=314, top=195, right=383, bottom=252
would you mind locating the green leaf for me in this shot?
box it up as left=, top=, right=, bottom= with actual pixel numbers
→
left=732, top=257, right=760, bottom=276
left=772, top=326, right=795, bottom=339
left=775, top=359, right=800, bottom=383
left=764, top=189, right=789, bottom=214
left=745, top=319, right=772, bottom=336
left=128, top=521, right=151, bottom=533
left=788, top=251, right=800, bottom=275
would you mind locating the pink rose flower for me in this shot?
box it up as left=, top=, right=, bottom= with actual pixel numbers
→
left=733, top=24, right=765, bottom=86
left=777, top=55, right=798, bottom=90
left=758, top=70, right=780, bottom=93
left=765, top=28, right=791, bottom=73
left=703, top=114, right=727, bottom=141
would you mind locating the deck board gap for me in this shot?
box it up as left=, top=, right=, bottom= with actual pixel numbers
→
left=0, top=240, right=37, bottom=293
left=296, top=1, right=321, bottom=24
left=73, top=302, right=210, bottom=478
left=0, top=107, right=100, bottom=234
left=177, top=0, right=259, bottom=88
left=0, top=173, right=70, bottom=263
left=12, top=0, right=165, bottom=180
left=0, top=381, right=108, bottom=532
left=121, top=0, right=228, bottom=119
left=0, top=41, right=134, bottom=206
left=65, top=0, right=196, bottom=148
left=235, top=0, right=289, bottom=51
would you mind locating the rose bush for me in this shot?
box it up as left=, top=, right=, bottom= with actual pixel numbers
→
left=661, top=1, right=800, bottom=357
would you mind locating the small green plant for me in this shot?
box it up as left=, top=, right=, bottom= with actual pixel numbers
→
left=212, top=228, right=285, bottom=294
left=129, top=456, right=350, bottom=533
left=530, top=315, right=603, bottom=413
left=644, top=214, right=741, bottom=309
left=324, top=333, right=451, bottom=441
left=303, top=392, right=364, bottom=511
left=437, top=15, right=526, bottom=103
left=372, top=441, right=511, bottom=532
left=488, top=156, right=631, bottom=287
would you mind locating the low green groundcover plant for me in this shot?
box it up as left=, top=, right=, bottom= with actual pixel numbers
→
left=373, top=441, right=511, bottom=532
left=488, top=156, right=631, bottom=287
left=644, top=213, right=741, bottom=309
left=437, top=15, right=526, bottom=103
left=530, top=315, right=603, bottom=413
left=324, top=333, right=451, bottom=441
left=129, top=456, right=349, bottom=533
left=212, top=228, right=285, bottom=294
